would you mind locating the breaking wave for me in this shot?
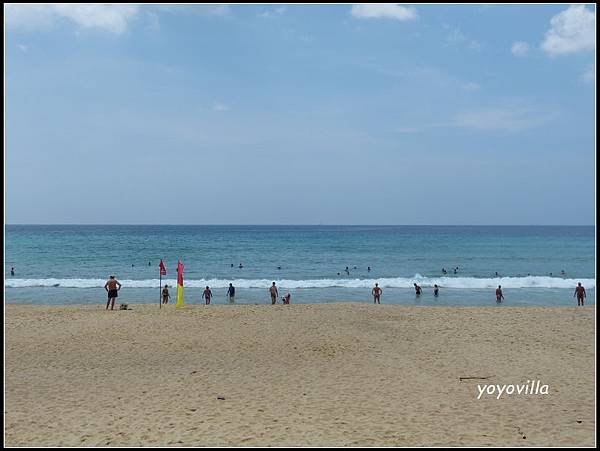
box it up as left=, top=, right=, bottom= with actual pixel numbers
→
left=5, top=275, right=595, bottom=289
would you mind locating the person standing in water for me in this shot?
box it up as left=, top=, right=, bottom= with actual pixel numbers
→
left=433, top=284, right=439, bottom=297
left=372, top=283, right=382, bottom=304
left=414, top=283, right=422, bottom=296
left=11, top=267, right=15, bottom=276
left=203, top=286, right=213, bottom=305
left=227, top=283, right=235, bottom=303
left=574, top=282, right=586, bottom=306
left=162, top=284, right=170, bottom=305
left=496, top=285, right=504, bottom=303
left=269, top=282, right=278, bottom=305
left=104, top=275, right=122, bottom=310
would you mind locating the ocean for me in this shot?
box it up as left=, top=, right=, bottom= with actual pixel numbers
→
left=4, top=225, right=595, bottom=306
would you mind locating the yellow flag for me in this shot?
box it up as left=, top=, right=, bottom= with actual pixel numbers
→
left=176, top=260, right=184, bottom=309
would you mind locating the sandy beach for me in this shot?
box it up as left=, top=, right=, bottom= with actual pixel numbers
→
left=4, top=303, right=595, bottom=447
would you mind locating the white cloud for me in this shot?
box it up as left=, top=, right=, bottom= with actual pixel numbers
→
left=259, top=6, right=287, bottom=18
left=153, top=5, right=231, bottom=16
left=467, top=40, right=483, bottom=52
left=397, top=103, right=553, bottom=134
left=145, top=11, right=160, bottom=32
left=541, top=5, right=596, bottom=57
left=445, top=27, right=464, bottom=44
left=213, top=102, right=230, bottom=112
left=5, top=5, right=58, bottom=31
left=17, top=43, right=28, bottom=52
left=5, top=4, right=140, bottom=34
left=452, top=107, right=554, bottom=132
left=581, top=65, right=595, bottom=84
left=444, top=25, right=483, bottom=52
left=462, top=82, right=481, bottom=92
left=511, top=41, right=530, bottom=57
left=351, top=4, right=418, bottom=21
left=200, top=5, right=231, bottom=16
left=396, top=126, right=421, bottom=133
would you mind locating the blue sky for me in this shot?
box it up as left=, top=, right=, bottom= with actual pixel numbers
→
left=4, top=4, right=596, bottom=225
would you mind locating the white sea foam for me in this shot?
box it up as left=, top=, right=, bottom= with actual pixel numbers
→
left=5, top=276, right=596, bottom=289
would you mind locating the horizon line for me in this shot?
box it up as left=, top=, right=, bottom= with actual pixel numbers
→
left=4, top=223, right=596, bottom=227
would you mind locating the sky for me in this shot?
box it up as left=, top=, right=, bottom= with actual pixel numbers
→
left=4, top=4, right=596, bottom=225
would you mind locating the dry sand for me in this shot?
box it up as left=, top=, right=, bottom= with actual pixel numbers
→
left=4, top=303, right=595, bottom=447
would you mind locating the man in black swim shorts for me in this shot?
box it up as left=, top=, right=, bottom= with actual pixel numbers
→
left=104, top=275, right=122, bottom=310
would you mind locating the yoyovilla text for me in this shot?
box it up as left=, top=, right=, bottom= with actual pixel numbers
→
left=477, top=380, right=549, bottom=400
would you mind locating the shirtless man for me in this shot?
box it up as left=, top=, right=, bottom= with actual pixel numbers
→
left=269, top=282, right=278, bottom=305
left=496, top=285, right=504, bottom=303
left=104, top=275, right=122, bottom=310
left=574, top=282, right=586, bottom=306
left=372, top=283, right=382, bottom=304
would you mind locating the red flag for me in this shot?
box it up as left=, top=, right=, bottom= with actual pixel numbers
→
left=177, top=260, right=184, bottom=286
left=159, top=259, right=167, bottom=276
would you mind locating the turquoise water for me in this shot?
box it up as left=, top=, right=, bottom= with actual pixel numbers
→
left=4, top=225, right=595, bottom=306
